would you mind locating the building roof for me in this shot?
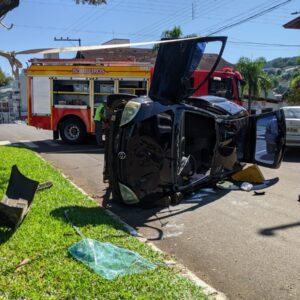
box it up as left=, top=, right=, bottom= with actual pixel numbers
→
left=283, top=16, right=300, bottom=29
left=76, top=48, right=235, bottom=70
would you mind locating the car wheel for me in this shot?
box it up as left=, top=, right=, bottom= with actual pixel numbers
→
left=60, top=118, right=86, bottom=145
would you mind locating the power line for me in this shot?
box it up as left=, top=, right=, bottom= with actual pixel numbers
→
left=200, top=0, right=281, bottom=34
left=14, top=23, right=157, bottom=37
left=228, top=41, right=300, bottom=48
left=205, top=0, right=292, bottom=35
left=133, top=0, right=226, bottom=38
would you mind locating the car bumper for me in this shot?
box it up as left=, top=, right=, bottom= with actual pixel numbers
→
left=286, top=134, right=300, bottom=147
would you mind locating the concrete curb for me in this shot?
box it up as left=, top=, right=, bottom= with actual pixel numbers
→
left=34, top=152, right=226, bottom=300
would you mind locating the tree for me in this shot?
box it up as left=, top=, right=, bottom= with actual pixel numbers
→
left=236, top=57, right=272, bottom=112
left=286, top=74, right=300, bottom=105
left=153, top=26, right=183, bottom=51
left=258, top=72, right=273, bottom=99
left=0, top=68, right=11, bottom=87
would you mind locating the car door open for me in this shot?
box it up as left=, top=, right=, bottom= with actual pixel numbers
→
left=246, top=110, right=286, bottom=168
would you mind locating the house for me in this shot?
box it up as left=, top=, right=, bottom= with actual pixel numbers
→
left=283, top=16, right=300, bottom=29
left=76, top=38, right=235, bottom=71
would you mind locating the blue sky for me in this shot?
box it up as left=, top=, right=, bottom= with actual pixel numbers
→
left=1, top=0, right=299, bottom=75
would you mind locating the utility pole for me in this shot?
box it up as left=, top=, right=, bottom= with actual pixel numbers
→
left=192, top=2, right=195, bottom=20
left=54, top=37, right=81, bottom=46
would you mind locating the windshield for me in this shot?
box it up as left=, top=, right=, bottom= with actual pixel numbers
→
left=236, top=79, right=243, bottom=100
left=283, top=107, right=300, bottom=119
left=208, top=77, right=233, bottom=99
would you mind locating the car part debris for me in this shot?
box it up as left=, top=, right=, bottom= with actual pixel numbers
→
left=216, top=177, right=279, bottom=191
left=216, top=181, right=238, bottom=190
left=231, top=164, right=265, bottom=183
left=240, top=182, right=253, bottom=191
left=0, top=165, right=39, bottom=228
left=36, top=181, right=53, bottom=191
left=64, top=210, right=156, bottom=280
left=253, top=191, right=266, bottom=196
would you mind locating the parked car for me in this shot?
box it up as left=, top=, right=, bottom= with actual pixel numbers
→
left=281, top=106, right=300, bottom=147
left=105, top=36, right=286, bottom=206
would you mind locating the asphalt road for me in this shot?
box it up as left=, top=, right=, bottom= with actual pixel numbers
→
left=1, top=123, right=300, bottom=300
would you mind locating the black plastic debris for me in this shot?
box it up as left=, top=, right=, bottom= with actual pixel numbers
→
left=0, top=165, right=39, bottom=228
left=253, top=191, right=266, bottom=196
left=216, top=177, right=279, bottom=191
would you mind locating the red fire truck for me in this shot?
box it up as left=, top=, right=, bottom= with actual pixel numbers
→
left=27, top=59, right=244, bottom=144
left=193, top=67, right=244, bottom=106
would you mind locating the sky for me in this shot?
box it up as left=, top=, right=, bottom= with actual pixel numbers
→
left=0, top=0, right=300, bottom=76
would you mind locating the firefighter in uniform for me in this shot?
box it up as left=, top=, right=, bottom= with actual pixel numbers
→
left=94, top=102, right=105, bottom=147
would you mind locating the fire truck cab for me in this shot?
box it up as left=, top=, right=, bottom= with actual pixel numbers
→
left=193, top=67, right=244, bottom=106
left=27, top=59, right=151, bottom=144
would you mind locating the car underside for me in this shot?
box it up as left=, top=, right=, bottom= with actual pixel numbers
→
left=104, top=36, right=286, bottom=207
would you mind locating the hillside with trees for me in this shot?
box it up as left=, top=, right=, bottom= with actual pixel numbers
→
left=264, top=57, right=299, bottom=69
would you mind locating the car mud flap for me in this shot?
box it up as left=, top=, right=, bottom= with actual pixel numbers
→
left=0, top=165, right=39, bottom=228
left=216, top=177, right=279, bottom=191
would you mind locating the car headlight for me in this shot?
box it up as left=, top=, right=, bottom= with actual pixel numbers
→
left=118, top=182, right=140, bottom=205
left=120, top=100, right=141, bottom=126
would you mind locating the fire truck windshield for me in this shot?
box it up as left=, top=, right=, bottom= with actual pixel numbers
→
left=236, top=79, right=244, bottom=100
left=208, top=77, right=233, bottom=99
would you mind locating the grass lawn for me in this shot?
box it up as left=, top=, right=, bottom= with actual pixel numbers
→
left=0, top=146, right=207, bottom=300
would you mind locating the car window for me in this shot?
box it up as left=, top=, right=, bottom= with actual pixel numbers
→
left=283, top=108, right=300, bottom=119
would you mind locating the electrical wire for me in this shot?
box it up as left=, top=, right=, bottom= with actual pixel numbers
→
left=205, top=0, right=292, bottom=35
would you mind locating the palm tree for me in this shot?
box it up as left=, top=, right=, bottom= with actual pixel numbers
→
left=153, top=26, right=183, bottom=51
left=236, top=57, right=272, bottom=112
left=287, top=73, right=300, bottom=105
left=258, top=72, right=273, bottom=99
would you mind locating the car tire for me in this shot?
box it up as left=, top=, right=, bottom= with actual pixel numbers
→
left=60, top=118, right=86, bottom=145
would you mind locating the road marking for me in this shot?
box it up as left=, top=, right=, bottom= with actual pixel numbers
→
left=0, top=141, right=11, bottom=146
left=19, top=140, right=39, bottom=148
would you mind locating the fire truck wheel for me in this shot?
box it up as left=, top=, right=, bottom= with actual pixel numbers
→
left=60, top=118, right=86, bottom=145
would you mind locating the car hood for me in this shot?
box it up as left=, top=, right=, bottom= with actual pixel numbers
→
left=149, top=36, right=227, bottom=105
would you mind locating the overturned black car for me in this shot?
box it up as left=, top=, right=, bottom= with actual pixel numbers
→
left=105, top=36, right=286, bottom=206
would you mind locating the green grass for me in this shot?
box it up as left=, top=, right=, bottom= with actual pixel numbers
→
left=0, top=146, right=206, bottom=300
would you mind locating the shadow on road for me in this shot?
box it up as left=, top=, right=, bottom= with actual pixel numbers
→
left=259, top=221, right=300, bottom=236
left=283, top=147, right=300, bottom=163
left=102, top=187, right=230, bottom=241
left=10, top=138, right=104, bottom=155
